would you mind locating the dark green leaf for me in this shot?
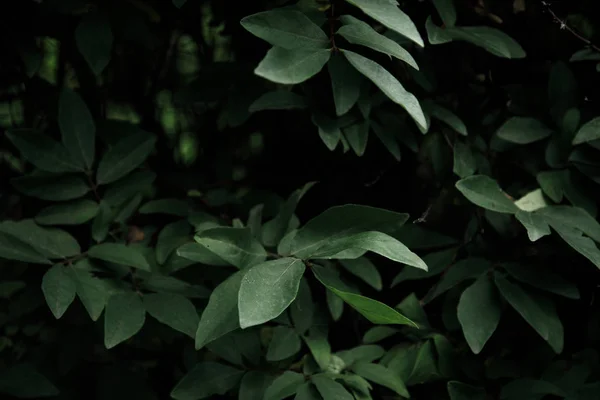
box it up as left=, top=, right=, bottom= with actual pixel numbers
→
left=448, top=381, right=486, bottom=400
left=326, top=289, right=344, bottom=321
left=58, top=88, right=95, bottom=169
left=312, top=375, right=354, bottom=400
left=312, top=113, right=342, bottom=151
left=352, top=362, right=409, bottom=397
left=11, top=173, right=90, bottom=201
left=75, top=12, right=113, bottom=75
left=295, top=382, right=321, bottom=400
left=515, top=210, right=551, bottom=242
left=343, top=120, right=369, bottom=156
left=455, top=175, right=519, bottom=214
left=0, top=364, right=59, bottom=398
left=41, top=265, right=76, bottom=319
left=71, top=264, right=111, bottom=321
left=170, top=362, right=244, bottom=400
left=264, top=371, right=305, bottom=400
left=0, top=219, right=81, bottom=258
left=362, top=326, right=399, bottom=343
left=239, top=371, right=274, bottom=400
left=328, top=52, right=362, bottom=117
left=453, top=141, right=476, bottom=178
left=6, top=129, right=81, bottom=173
left=104, top=291, right=145, bottom=349
left=433, top=0, right=457, bottom=27
left=573, top=117, right=600, bottom=145
left=497, top=117, right=553, bottom=144
left=143, top=293, right=199, bottom=337
left=0, top=231, right=50, bottom=264
left=35, top=199, right=99, bottom=225
left=266, top=326, right=302, bottom=361
left=337, top=345, right=384, bottom=366
left=195, top=227, right=266, bottom=268
left=502, top=263, right=579, bottom=299
left=249, top=91, right=307, bottom=112
left=255, top=47, right=331, bottom=85
left=424, top=257, right=490, bottom=303
left=156, top=220, right=192, bottom=265
left=139, top=198, right=189, bottom=216
left=88, top=243, right=151, bottom=271
left=290, top=278, right=314, bottom=334
left=423, top=100, right=468, bottom=136
left=340, top=257, right=382, bottom=291
left=96, top=130, right=156, bottom=185
left=391, top=247, right=457, bottom=286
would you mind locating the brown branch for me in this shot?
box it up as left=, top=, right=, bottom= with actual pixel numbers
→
left=541, top=1, right=600, bottom=53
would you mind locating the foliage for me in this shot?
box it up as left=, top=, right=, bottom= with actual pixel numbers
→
left=1, top=0, right=600, bottom=399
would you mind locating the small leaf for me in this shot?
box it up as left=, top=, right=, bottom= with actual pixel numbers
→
left=537, top=170, right=566, bottom=203
left=240, top=10, right=329, bottom=49
left=327, top=290, right=344, bottom=321
left=75, top=12, right=113, bottom=75
left=96, top=130, right=156, bottom=185
left=362, top=326, right=399, bottom=343
left=497, top=117, right=553, bottom=144
left=352, top=362, right=409, bottom=397
left=502, top=263, right=579, bottom=299
left=328, top=53, right=362, bottom=116
left=457, top=275, right=502, bottom=354
left=41, top=265, right=76, bottom=319
left=340, top=257, right=382, bottom=291
left=195, top=227, right=266, bottom=269
left=238, top=258, right=305, bottom=328
left=371, top=121, right=402, bottom=161
left=453, top=141, right=476, bottom=178
left=143, top=293, right=199, bottom=338
left=303, top=325, right=332, bottom=371
left=35, top=199, right=99, bottom=225
left=255, top=47, right=331, bottom=85
left=572, top=117, right=600, bottom=145
left=58, top=88, right=96, bottom=169
left=313, top=265, right=416, bottom=326
left=456, top=175, right=519, bottom=214
left=312, top=113, right=342, bottom=151
left=88, top=243, right=151, bottom=271
left=91, top=201, right=114, bottom=243
left=176, top=242, right=230, bottom=266
left=344, top=50, right=427, bottom=131
left=139, top=198, right=189, bottom=216
left=514, top=189, right=547, bottom=212
left=515, top=210, right=551, bottom=242
left=170, top=362, right=244, bottom=400
left=6, top=129, right=81, bottom=173
left=249, top=91, right=307, bottom=112
left=494, top=272, right=564, bottom=353
left=552, top=225, right=600, bottom=269
left=345, top=0, right=423, bottom=47
left=433, top=0, right=457, bottom=27
left=312, top=375, right=354, bottom=400
left=266, top=326, right=302, bottom=361
left=104, top=291, right=145, bottom=349
left=264, top=371, right=305, bottom=400
left=156, top=220, right=191, bottom=265
left=338, top=15, right=418, bottom=69
left=447, top=381, right=486, bottom=400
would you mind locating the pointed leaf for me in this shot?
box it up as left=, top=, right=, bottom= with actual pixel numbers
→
left=424, top=101, right=468, bottom=135
left=290, top=278, right=315, bottom=334
left=0, top=364, right=59, bottom=398
left=255, top=47, right=331, bottom=85
left=0, top=219, right=80, bottom=258
left=312, top=375, right=354, bottom=400
left=35, top=199, right=99, bottom=226
left=11, top=173, right=90, bottom=201
left=41, top=265, right=77, bottom=319
left=71, top=265, right=110, bottom=321
left=88, top=243, right=151, bottom=271
left=170, top=362, right=244, bottom=400
left=0, top=231, right=50, bottom=264
left=328, top=53, right=362, bottom=116
left=343, top=120, right=369, bottom=156
left=424, top=258, right=490, bottom=303
left=143, top=293, right=198, bottom=338
left=497, top=117, right=553, bottom=144
left=156, top=220, right=192, bottom=265
left=96, top=130, right=156, bottom=185
left=239, top=372, right=274, bottom=400
left=6, top=129, right=81, bottom=173
left=312, top=113, right=342, bottom=151
left=75, top=12, right=113, bottom=75
left=238, top=258, right=305, bottom=328
left=351, top=362, right=409, bottom=397
left=340, top=257, right=382, bottom=291
left=249, top=91, right=307, bottom=112
left=58, top=88, right=95, bottom=169
left=104, top=291, right=145, bottom=349
left=453, top=141, right=476, bottom=178
left=455, top=175, right=519, bottom=214
left=362, top=326, right=399, bottom=343
left=195, top=227, right=266, bottom=268
left=573, top=117, right=600, bottom=145
left=448, top=381, right=486, bottom=400
left=266, top=326, right=302, bottom=361
left=264, top=371, right=305, bottom=400
left=502, top=263, right=579, bottom=299
left=139, top=198, right=189, bottom=216
left=515, top=210, right=551, bottom=242
left=433, top=0, right=457, bottom=27
left=295, top=383, right=322, bottom=400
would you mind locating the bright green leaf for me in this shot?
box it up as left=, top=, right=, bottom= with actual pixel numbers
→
left=195, top=227, right=266, bottom=268
left=515, top=210, right=551, bottom=242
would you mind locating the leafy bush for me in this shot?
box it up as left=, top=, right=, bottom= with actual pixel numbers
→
left=1, top=0, right=600, bottom=399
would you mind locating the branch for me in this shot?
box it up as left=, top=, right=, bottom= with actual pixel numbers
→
left=541, top=1, right=600, bottom=53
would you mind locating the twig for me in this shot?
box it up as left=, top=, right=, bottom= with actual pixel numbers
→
left=541, top=1, right=600, bottom=53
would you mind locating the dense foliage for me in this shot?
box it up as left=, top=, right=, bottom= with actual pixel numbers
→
left=1, top=0, right=600, bottom=399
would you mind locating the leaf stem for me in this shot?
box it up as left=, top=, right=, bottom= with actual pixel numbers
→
left=541, top=1, right=600, bottom=53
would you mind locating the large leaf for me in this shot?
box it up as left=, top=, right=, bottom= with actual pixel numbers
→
left=539, top=206, right=600, bottom=242
left=351, top=362, right=409, bottom=397
left=96, top=130, right=156, bottom=185
left=313, top=265, right=416, bottom=326
left=344, top=50, right=427, bottom=131
left=41, top=265, right=77, bottom=319
left=423, top=100, right=468, bottom=136
left=340, top=257, right=382, bottom=291
left=143, top=293, right=199, bottom=338
left=264, top=371, right=305, bottom=400
left=457, top=275, right=502, bottom=354
left=312, top=375, right=354, bottom=400
left=0, top=231, right=50, bottom=264
left=240, top=9, right=329, bottom=50
left=155, top=220, right=192, bottom=265
left=433, top=0, right=457, bottom=27
left=35, top=199, right=99, bottom=226
left=494, top=272, right=563, bottom=353
left=502, top=263, right=579, bottom=299
left=328, top=53, right=362, bottom=117
left=255, top=47, right=331, bottom=85
left=496, top=117, right=553, bottom=144
left=573, top=117, right=600, bottom=145
left=266, top=326, right=302, bottom=361
left=345, top=0, right=423, bottom=47
left=170, top=362, right=244, bottom=400
left=455, top=175, right=519, bottom=214
left=75, top=11, right=113, bottom=75
left=194, top=227, right=266, bottom=268
left=338, top=15, right=418, bottom=69
left=239, top=372, right=274, bottom=400
left=104, top=291, right=146, bottom=349
left=6, top=129, right=82, bottom=173
left=58, top=88, right=96, bottom=169
left=88, top=243, right=151, bottom=271
left=552, top=225, right=600, bottom=269
left=238, top=258, right=305, bottom=328
left=11, top=174, right=90, bottom=201
left=287, top=204, right=409, bottom=258
left=195, top=271, right=244, bottom=349
left=0, top=219, right=80, bottom=259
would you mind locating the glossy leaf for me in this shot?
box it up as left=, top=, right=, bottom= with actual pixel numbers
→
left=255, top=47, right=331, bottom=85
left=104, top=291, right=145, bottom=349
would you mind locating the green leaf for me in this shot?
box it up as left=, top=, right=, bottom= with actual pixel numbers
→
left=295, top=382, right=322, bottom=400
left=0, top=231, right=50, bottom=264
left=496, top=117, right=553, bottom=144
left=425, top=257, right=490, bottom=303
left=500, top=379, right=565, bottom=400
left=552, top=225, right=600, bottom=269
left=453, top=141, right=476, bottom=178
left=58, top=88, right=95, bottom=169
left=573, top=117, right=600, bottom=145
left=312, top=375, right=354, bottom=400
left=247, top=204, right=264, bottom=238
left=345, top=0, right=423, bottom=47
left=423, top=101, right=468, bottom=136
left=352, top=362, right=409, bottom=397
left=0, top=364, right=59, bottom=398
left=71, top=265, right=111, bottom=321
left=337, top=15, right=418, bottom=70
left=313, top=265, right=416, bottom=326
left=156, top=220, right=192, bottom=265
left=343, top=50, right=427, bottom=131
left=456, top=175, right=519, bottom=214
left=391, top=247, right=457, bottom=286
left=170, top=362, right=244, bottom=400
left=303, top=324, right=332, bottom=371
left=104, top=291, right=145, bottom=349
left=6, top=129, right=82, bottom=173
left=433, top=0, right=457, bottom=27
left=312, top=113, right=342, bottom=151
left=502, top=263, right=579, bottom=299
left=362, top=326, right=399, bottom=343
left=195, top=271, right=244, bottom=349
left=239, top=372, right=274, bottom=400
left=139, top=198, right=189, bottom=216
left=96, top=130, right=156, bottom=185
left=447, top=381, right=486, bottom=400
left=173, top=0, right=187, bottom=8
left=539, top=206, right=600, bottom=242
left=249, top=91, right=307, bottom=112
left=88, top=243, right=151, bottom=271
left=266, top=326, right=302, bottom=361
left=515, top=210, right=551, bottom=242
left=41, top=265, right=77, bottom=319
left=327, top=289, right=344, bottom=321
left=238, top=258, right=305, bottom=328
left=405, top=340, right=438, bottom=385
left=91, top=201, right=114, bottom=243
left=494, top=272, right=563, bottom=353
left=328, top=53, right=362, bottom=116
left=11, top=173, right=90, bottom=201
left=255, top=47, right=331, bottom=84
left=537, top=170, right=566, bottom=203
left=287, top=204, right=409, bottom=258
left=176, top=242, right=230, bottom=266
left=35, top=199, right=99, bottom=226
left=75, top=11, right=112, bottom=75
left=264, top=371, right=305, bottom=400
left=142, top=275, right=209, bottom=298
left=290, top=278, right=314, bottom=334
left=143, top=293, right=198, bottom=338
left=240, top=10, right=329, bottom=50
left=343, top=120, right=369, bottom=156
left=0, top=219, right=80, bottom=259
left=396, top=293, right=429, bottom=328
left=457, top=275, right=502, bottom=354
left=195, top=227, right=266, bottom=268
left=340, top=257, right=382, bottom=291
left=371, top=121, right=402, bottom=161
left=337, top=345, right=385, bottom=365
